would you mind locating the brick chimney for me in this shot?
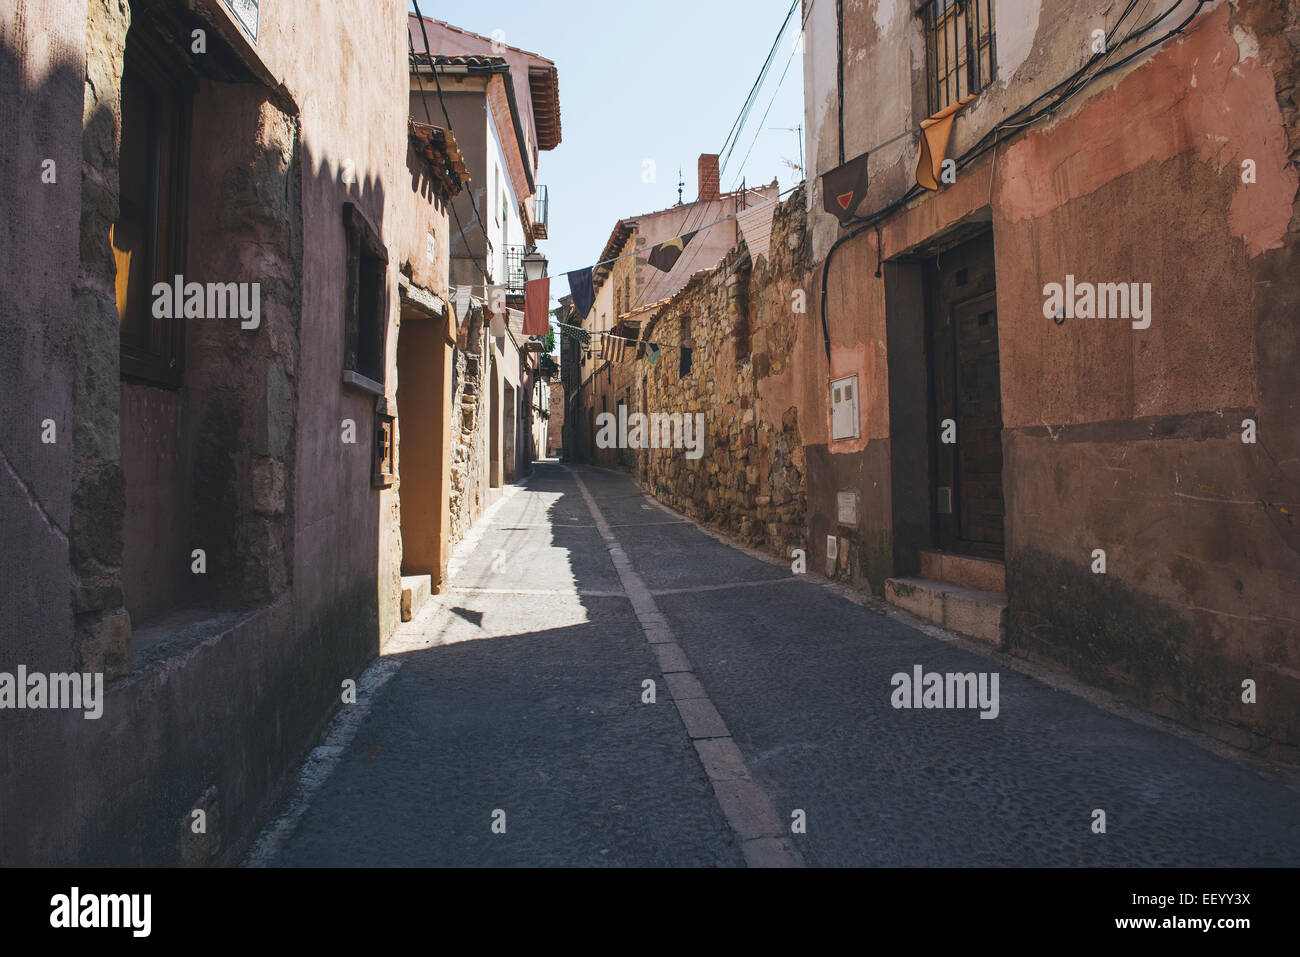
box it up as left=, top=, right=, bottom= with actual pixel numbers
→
left=698, top=153, right=720, bottom=203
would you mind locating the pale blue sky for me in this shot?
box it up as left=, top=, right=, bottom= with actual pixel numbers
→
left=408, top=0, right=806, bottom=296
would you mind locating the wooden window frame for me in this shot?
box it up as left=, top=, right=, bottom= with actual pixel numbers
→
left=116, top=31, right=195, bottom=388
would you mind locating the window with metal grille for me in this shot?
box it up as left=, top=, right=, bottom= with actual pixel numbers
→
left=505, top=244, right=527, bottom=295
left=920, top=0, right=996, bottom=114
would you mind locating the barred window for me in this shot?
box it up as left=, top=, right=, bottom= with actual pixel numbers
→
left=920, top=0, right=996, bottom=114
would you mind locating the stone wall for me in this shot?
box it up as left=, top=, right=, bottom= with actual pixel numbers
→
left=1, top=0, right=434, bottom=865
left=582, top=188, right=810, bottom=564
left=73, top=0, right=131, bottom=678
left=448, top=305, right=492, bottom=546
left=792, top=0, right=1300, bottom=761
left=547, top=382, right=564, bottom=455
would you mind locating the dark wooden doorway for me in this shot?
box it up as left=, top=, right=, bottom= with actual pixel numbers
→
left=925, top=232, right=1004, bottom=559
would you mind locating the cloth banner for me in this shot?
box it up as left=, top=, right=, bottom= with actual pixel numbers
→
left=606, top=333, right=629, bottom=363
left=916, top=94, right=977, bottom=191
left=648, top=231, right=699, bottom=272
left=524, top=278, right=550, bottom=336
left=735, top=200, right=778, bottom=260
left=453, top=285, right=472, bottom=320
left=821, top=152, right=870, bottom=227
left=567, top=268, right=596, bottom=320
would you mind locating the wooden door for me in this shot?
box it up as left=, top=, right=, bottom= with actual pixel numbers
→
left=926, top=232, right=1004, bottom=559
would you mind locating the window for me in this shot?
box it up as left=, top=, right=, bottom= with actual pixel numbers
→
left=114, top=34, right=193, bottom=386
left=921, top=0, right=996, bottom=114
left=343, top=202, right=389, bottom=389
left=618, top=275, right=632, bottom=317
left=678, top=315, right=693, bottom=378
left=831, top=375, right=860, bottom=441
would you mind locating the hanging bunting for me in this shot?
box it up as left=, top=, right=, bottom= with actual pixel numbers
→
left=916, top=94, right=977, bottom=191
left=647, top=231, right=699, bottom=272
left=524, top=278, right=550, bottom=336
left=821, top=152, right=870, bottom=227
left=644, top=343, right=662, bottom=366
left=735, top=200, right=778, bottom=261
left=453, top=285, right=472, bottom=320
left=567, top=268, right=596, bottom=320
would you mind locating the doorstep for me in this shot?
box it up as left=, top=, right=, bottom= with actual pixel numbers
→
left=918, top=550, right=1006, bottom=595
left=400, top=575, right=432, bottom=623
left=884, top=577, right=1007, bottom=647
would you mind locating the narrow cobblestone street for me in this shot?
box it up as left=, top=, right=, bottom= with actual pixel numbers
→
left=250, top=464, right=1300, bottom=868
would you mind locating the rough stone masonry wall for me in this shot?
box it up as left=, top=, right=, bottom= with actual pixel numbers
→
left=447, top=306, right=492, bottom=547
left=548, top=383, right=564, bottom=455
left=72, top=0, right=131, bottom=678
left=638, top=188, right=809, bottom=563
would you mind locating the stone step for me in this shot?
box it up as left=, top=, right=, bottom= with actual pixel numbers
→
left=400, top=574, right=432, bottom=623
left=884, top=577, right=1007, bottom=647
left=919, top=550, right=1006, bottom=595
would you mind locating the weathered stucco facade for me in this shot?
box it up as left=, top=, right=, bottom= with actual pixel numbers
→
left=1, top=0, right=462, bottom=863
left=578, top=189, right=810, bottom=564
left=794, top=0, right=1300, bottom=760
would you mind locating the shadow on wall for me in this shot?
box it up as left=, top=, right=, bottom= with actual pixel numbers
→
left=0, top=12, right=402, bottom=865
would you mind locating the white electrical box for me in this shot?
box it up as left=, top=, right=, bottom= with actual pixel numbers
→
left=830, top=375, right=860, bottom=441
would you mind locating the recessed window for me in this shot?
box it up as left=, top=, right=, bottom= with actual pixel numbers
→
left=679, top=315, right=693, bottom=378
left=921, top=0, right=996, bottom=114
left=343, top=202, right=388, bottom=389
left=831, top=374, right=860, bottom=441
left=115, top=34, right=193, bottom=386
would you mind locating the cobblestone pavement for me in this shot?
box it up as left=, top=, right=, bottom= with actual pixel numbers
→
left=250, top=463, right=1300, bottom=867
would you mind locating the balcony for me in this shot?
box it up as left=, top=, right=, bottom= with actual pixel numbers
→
left=532, top=185, right=549, bottom=240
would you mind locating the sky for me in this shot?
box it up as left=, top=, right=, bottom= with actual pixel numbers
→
left=408, top=0, right=806, bottom=300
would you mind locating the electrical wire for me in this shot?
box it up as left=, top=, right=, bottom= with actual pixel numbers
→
left=817, top=0, right=1210, bottom=363
left=410, top=1, right=495, bottom=287
left=451, top=182, right=801, bottom=299
left=729, top=35, right=802, bottom=191
left=719, top=0, right=801, bottom=176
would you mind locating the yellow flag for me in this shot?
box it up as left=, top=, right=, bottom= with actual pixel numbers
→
left=916, top=94, right=977, bottom=191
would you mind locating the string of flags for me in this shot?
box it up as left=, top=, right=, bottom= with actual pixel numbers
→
left=563, top=191, right=783, bottom=325
left=820, top=93, right=978, bottom=225
left=451, top=93, right=974, bottom=333
left=553, top=318, right=684, bottom=367
left=449, top=185, right=797, bottom=328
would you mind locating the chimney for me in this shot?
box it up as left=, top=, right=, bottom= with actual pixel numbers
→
left=698, top=153, right=720, bottom=203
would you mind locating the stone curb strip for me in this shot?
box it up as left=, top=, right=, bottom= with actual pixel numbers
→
left=565, top=466, right=804, bottom=868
